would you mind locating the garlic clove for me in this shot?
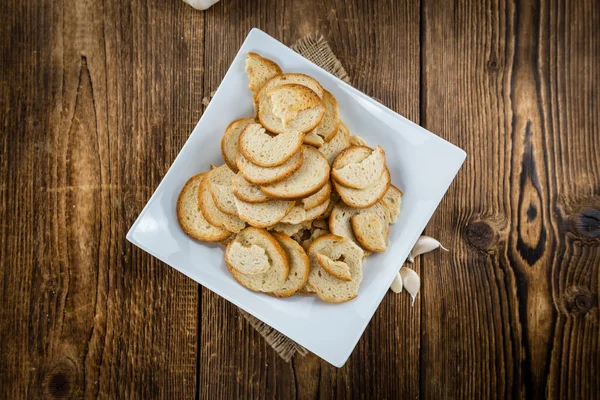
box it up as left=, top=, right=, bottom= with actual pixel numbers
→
left=183, top=0, right=220, bottom=10
left=399, top=267, right=420, bottom=306
left=408, top=235, right=449, bottom=263
left=390, top=272, right=403, bottom=293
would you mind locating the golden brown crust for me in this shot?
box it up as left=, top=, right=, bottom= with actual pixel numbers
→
left=176, top=173, right=231, bottom=242
left=236, top=149, right=304, bottom=186
left=333, top=168, right=391, bottom=209
left=206, top=168, right=238, bottom=217
left=255, top=72, right=325, bottom=104
left=302, top=181, right=331, bottom=210
left=269, top=232, right=310, bottom=298
left=221, top=117, right=255, bottom=172
left=331, top=146, right=386, bottom=189
left=331, top=145, right=373, bottom=170
left=321, top=91, right=340, bottom=142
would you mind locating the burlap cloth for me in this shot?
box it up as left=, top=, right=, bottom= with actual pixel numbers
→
left=203, top=33, right=350, bottom=362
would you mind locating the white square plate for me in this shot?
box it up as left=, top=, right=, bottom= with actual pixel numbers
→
left=127, top=28, right=466, bottom=367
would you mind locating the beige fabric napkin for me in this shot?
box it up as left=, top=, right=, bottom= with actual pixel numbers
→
left=203, top=33, right=350, bottom=362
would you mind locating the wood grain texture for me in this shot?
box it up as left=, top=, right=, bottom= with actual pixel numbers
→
left=0, top=0, right=202, bottom=398
left=0, top=0, right=598, bottom=398
left=423, top=0, right=600, bottom=398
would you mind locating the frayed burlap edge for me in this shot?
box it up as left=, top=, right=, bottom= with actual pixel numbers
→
left=202, top=33, right=348, bottom=362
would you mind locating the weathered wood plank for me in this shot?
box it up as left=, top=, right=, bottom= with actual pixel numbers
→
left=422, top=0, right=599, bottom=398
left=0, top=0, right=203, bottom=398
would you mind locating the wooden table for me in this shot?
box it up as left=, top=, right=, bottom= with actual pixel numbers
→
left=1, top=0, right=599, bottom=398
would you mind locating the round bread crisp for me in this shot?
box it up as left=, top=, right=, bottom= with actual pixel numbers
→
left=234, top=197, right=295, bottom=228
left=332, top=146, right=386, bottom=189
left=207, top=165, right=238, bottom=216
left=226, top=228, right=289, bottom=292
left=319, top=122, right=350, bottom=164
left=258, top=84, right=325, bottom=134
left=236, top=148, right=303, bottom=185
left=198, top=174, right=246, bottom=233
left=261, top=146, right=330, bottom=200
left=349, top=135, right=369, bottom=147
left=304, top=90, right=339, bottom=146
left=176, top=174, right=231, bottom=242
left=269, top=233, right=310, bottom=298
left=239, top=123, right=304, bottom=167
left=232, top=172, right=270, bottom=203
left=256, top=73, right=325, bottom=104
left=333, top=168, right=391, bottom=208
left=221, top=117, right=255, bottom=172
left=307, top=234, right=365, bottom=303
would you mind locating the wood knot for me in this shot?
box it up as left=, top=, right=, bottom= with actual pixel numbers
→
left=487, top=59, right=499, bottom=71
left=575, top=208, right=600, bottom=239
left=42, top=358, right=78, bottom=399
left=558, top=286, right=598, bottom=316
left=465, top=221, right=497, bottom=251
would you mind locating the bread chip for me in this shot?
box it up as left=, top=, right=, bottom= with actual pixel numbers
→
left=351, top=213, right=387, bottom=252
left=221, top=117, right=255, bottom=172
left=270, top=233, right=310, bottom=298
left=232, top=172, right=270, bottom=203
left=239, top=123, right=304, bottom=167
left=226, top=228, right=289, bottom=292
left=235, top=197, right=295, bottom=228
left=333, top=168, right=391, bottom=208
left=319, top=121, right=350, bottom=164
left=237, top=148, right=303, bottom=185
left=316, top=252, right=352, bottom=281
left=332, top=146, right=386, bottom=189
left=177, top=174, right=231, bottom=242
left=245, top=52, right=282, bottom=95
left=382, top=185, right=403, bottom=223
left=198, top=174, right=246, bottom=232
left=258, top=84, right=324, bottom=134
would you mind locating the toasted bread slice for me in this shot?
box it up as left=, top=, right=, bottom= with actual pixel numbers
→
left=349, top=135, right=369, bottom=146
left=221, top=117, right=255, bottom=172
left=232, top=172, right=270, bottom=203
left=303, top=131, right=324, bottom=148
left=333, top=168, right=391, bottom=208
left=258, top=84, right=324, bottom=134
left=226, top=242, right=271, bottom=274
left=319, top=121, right=350, bottom=164
left=307, top=235, right=365, bottom=303
left=245, top=53, right=282, bottom=96
left=306, top=91, right=339, bottom=142
left=176, top=174, right=231, bottom=242
left=328, top=201, right=390, bottom=245
left=269, top=233, right=310, bottom=297
left=207, top=165, right=238, bottom=216
left=381, top=185, right=403, bottom=223
left=261, top=146, right=330, bottom=200
left=226, top=228, right=289, bottom=292
left=198, top=174, right=246, bottom=233
left=316, top=252, right=352, bottom=281
left=300, top=227, right=330, bottom=251
left=236, top=147, right=303, bottom=185
left=351, top=213, right=387, bottom=252
left=234, top=197, right=294, bottom=228
left=332, top=146, right=386, bottom=189
left=238, top=123, right=304, bottom=167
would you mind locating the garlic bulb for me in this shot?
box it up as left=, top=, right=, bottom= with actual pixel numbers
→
left=390, top=273, right=403, bottom=293
left=408, top=236, right=448, bottom=263
left=183, top=0, right=220, bottom=10
left=400, top=267, right=420, bottom=306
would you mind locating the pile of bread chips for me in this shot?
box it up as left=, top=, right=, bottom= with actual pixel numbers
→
left=177, top=53, right=403, bottom=303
